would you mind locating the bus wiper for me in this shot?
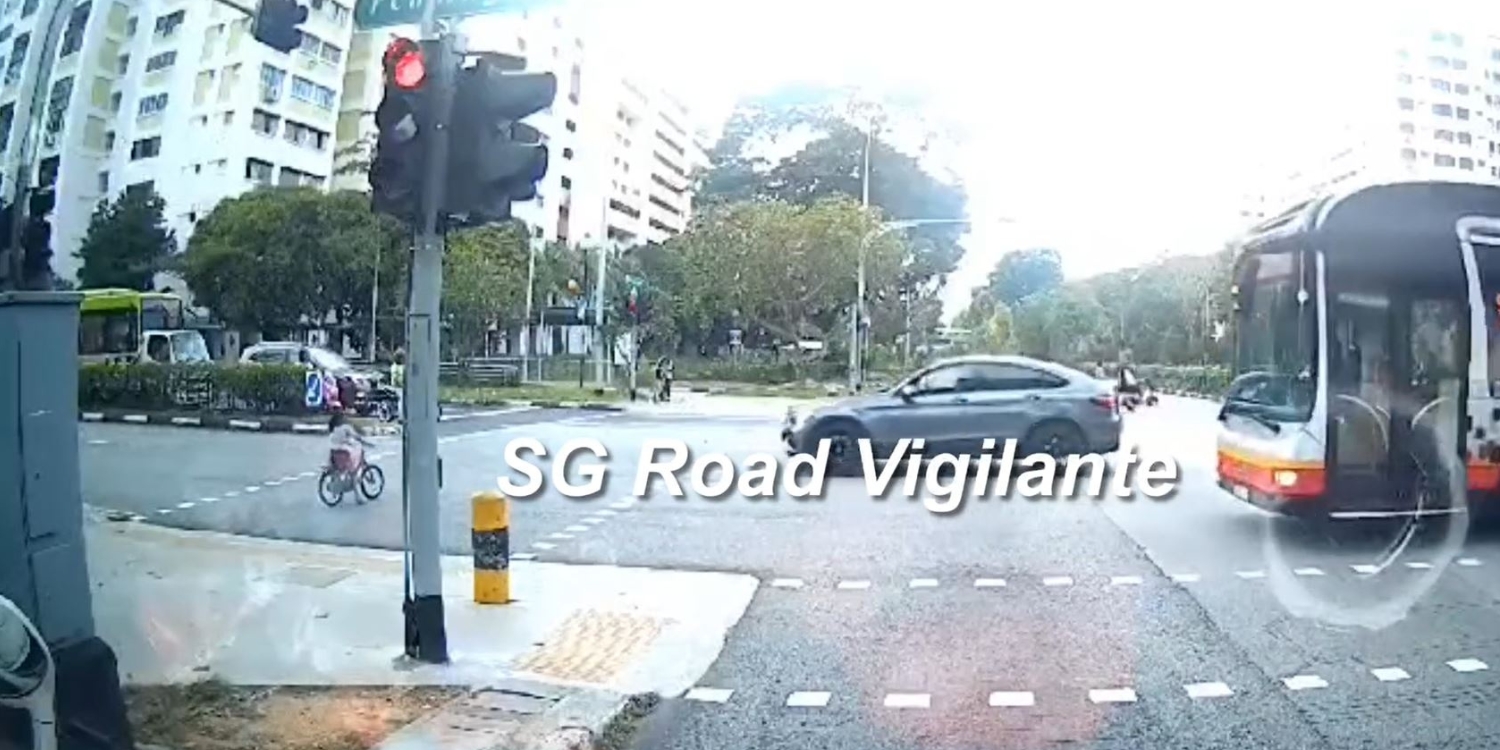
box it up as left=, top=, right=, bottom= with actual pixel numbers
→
left=1219, top=399, right=1282, bottom=434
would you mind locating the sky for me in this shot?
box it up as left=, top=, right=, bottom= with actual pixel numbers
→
left=549, top=0, right=1484, bottom=318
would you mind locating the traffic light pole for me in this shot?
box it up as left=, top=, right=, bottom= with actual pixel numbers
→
left=400, top=0, right=453, bottom=664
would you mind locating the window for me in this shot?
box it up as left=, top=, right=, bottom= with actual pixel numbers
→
left=1433, top=103, right=1454, bottom=117
left=0, top=103, right=10, bottom=151
left=108, top=91, right=120, bottom=111
left=245, top=157, right=273, bottom=184
left=318, top=41, right=341, bottom=65
left=129, top=136, right=160, bottom=159
left=568, top=63, right=581, bottom=103
left=1460, top=156, right=1475, bottom=170
left=124, top=15, right=136, bottom=35
left=1453, top=58, right=1468, bottom=71
left=1457, top=107, right=1470, bottom=120
left=144, top=50, right=175, bottom=72
left=1432, top=78, right=1451, bottom=92
left=1436, top=153, right=1456, bottom=167
left=59, top=1, right=89, bottom=57
left=1399, top=122, right=1415, bottom=134
left=259, top=64, right=285, bottom=102
left=5, top=33, right=29, bottom=86
left=116, top=53, right=128, bottom=73
left=1459, top=132, right=1473, bottom=145
left=1456, top=83, right=1471, bottom=95
left=560, top=175, right=571, bottom=189
left=1397, top=97, right=1415, bottom=111
left=96, top=171, right=108, bottom=192
left=1430, top=55, right=1450, bottom=69
left=136, top=92, right=167, bottom=117
left=153, top=9, right=184, bottom=37
left=563, top=147, right=574, bottom=159
left=20, top=0, right=37, bottom=18
left=1397, top=72, right=1412, bottom=84
left=1228, top=251, right=1316, bottom=421
left=914, top=363, right=979, bottom=394
left=79, top=311, right=138, bottom=356
left=565, top=119, right=576, bottom=132
left=43, top=76, right=71, bottom=138
left=289, top=76, right=334, bottom=109
left=1435, top=129, right=1454, bottom=142
left=251, top=108, right=278, bottom=135
left=283, top=119, right=328, bottom=149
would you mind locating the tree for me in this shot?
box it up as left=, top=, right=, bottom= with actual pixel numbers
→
left=74, top=187, right=176, bottom=290
left=699, top=92, right=968, bottom=330
left=985, top=248, right=1064, bottom=307
left=442, top=222, right=532, bottom=356
left=179, top=188, right=406, bottom=340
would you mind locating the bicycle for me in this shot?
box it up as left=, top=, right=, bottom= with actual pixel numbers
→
left=318, top=448, right=385, bottom=507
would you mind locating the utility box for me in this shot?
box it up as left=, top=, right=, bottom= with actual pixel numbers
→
left=0, top=291, right=91, bottom=643
left=0, top=291, right=134, bottom=750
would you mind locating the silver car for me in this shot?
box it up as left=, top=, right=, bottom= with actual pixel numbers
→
left=783, top=354, right=1122, bottom=471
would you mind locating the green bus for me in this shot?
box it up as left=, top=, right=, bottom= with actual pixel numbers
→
left=79, top=288, right=210, bottom=364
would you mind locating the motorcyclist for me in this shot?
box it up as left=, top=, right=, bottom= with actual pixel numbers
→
left=654, top=356, right=674, bottom=402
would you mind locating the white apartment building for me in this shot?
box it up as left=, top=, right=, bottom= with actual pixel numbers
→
left=0, top=0, right=355, bottom=283
left=333, top=9, right=710, bottom=249
left=1242, top=21, right=1500, bottom=222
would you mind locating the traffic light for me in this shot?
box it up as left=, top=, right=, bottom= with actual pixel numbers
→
left=445, top=54, right=556, bottom=224
left=21, top=188, right=53, bottom=282
left=371, top=37, right=432, bottom=223
left=251, top=0, right=308, bottom=54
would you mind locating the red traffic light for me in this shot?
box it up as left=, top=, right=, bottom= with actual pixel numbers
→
left=383, top=37, right=426, bottom=90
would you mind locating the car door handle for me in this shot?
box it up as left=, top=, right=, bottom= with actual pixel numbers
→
left=1026, top=394, right=1042, bottom=401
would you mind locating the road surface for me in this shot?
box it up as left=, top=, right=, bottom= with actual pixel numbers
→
left=81, top=397, right=1500, bottom=749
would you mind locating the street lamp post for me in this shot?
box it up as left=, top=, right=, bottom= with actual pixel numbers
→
left=848, top=217, right=979, bottom=392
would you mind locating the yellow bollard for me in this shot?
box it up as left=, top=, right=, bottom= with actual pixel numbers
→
left=472, top=491, right=511, bottom=604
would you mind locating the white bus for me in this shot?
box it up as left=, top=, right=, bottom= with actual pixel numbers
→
left=1216, top=180, right=1500, bottom=518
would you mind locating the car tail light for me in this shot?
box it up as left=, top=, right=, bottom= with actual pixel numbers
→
left=1091, top=393, right=1117, bottom=412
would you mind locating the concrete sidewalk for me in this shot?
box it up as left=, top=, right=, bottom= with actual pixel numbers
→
left=86, top=513, right=758, bottom=697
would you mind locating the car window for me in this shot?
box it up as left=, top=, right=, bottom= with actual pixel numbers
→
left=250, top=348, right=288, bottom=364
left=918, top=364, right=978, bottom=394
left=967, top=363, right=1069, bottom=392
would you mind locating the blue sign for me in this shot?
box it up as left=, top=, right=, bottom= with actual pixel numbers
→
left=304, top=372, right=325, bottom=409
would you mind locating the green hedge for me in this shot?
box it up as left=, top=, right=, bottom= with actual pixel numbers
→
left=79, top=363, right=312, bottom=415
left=1130, top=364, right=1231, bottom=395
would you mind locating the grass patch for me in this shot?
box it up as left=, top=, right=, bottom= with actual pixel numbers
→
left=126, top=679, right=463, bottom=750
left=441, top=384, right=623, bottom=406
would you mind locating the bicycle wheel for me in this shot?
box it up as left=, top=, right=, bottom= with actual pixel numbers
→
left=317, top=468, right=345, bottom=507
left=359, top=464, right=386, bottom=500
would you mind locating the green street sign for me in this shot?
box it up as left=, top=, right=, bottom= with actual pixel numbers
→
left=354, top=0, right=552, bottom=31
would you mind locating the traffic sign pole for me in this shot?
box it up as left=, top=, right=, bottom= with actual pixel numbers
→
left=399, top=0, right=451, bottom=665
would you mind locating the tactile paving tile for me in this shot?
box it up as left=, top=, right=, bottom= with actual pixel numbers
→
left=515, top=609, right=664, bottom=684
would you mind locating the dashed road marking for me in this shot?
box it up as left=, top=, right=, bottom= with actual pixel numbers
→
left=532, top=542, right=556, bottom=550
left=1294, top=567, right=1325, bottom=577
left=785, top=691, right=831, bottom=708
left=200, top=497, right=219, bottom=504
left=511, top=553, right=537, bottom=561
left=974, top=578, right=1007, bottom=588
left=908, top=578, right=939, bottom=589
left=225, top=491, right=240, bottom=498
left=1236, top=570, right=1266, bottom=580
left=87, top=439, right=109, bottom=445
left=1351, top=564, right=1380, bottom=575
left=836, top=580, right=871, bottom=590
left=1371, top=667, right=1410, bottom=682
left=883, top=693, right=930, bottom=709
left=1042, top=576, right=1073, bottom=587
left=581, top=517, right=606, bottom=525
left=685, top=687, right=733, bottom=704
left=596, top=509, right=619, bottom=517
left=770, top=579, right=804, bottom=589
left=988, top=691, right=1034, bottom=707
left=281, top=474, right=298, bottom=482
left=1184, top=682, right=1233, bottom=699
left=547, top=532, right=574, bottom=540
left=564, top=525, right=589, bottom=533
left=610, top=499, right=635, bottom=510
left=1283, top=675, right=1328, bottom=690
left=1458, top=557, right=1483, bottom=567
left=1171, top=573, right=1201, bottom=583
left=175, top=501, right=195, bottom=509
left=1088, top=688, right=1137, bottom=704
left=156, top=508, right=173, bottom=515
left=1406, top=561, right=1434, bottom=570
left=1110, top=575, right=1143, bottom=586
left=1448, top=658, right=1488, bottom=673
left=300, top=471, right=317, bottom=478
left=245, top=486, right=260, bottom=493
left=265, top=480, right=283, bottom=487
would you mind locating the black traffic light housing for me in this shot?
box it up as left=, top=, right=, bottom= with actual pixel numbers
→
left=371, top=37, right=434, bottom=223
left=252, top=0, right=309, bottom=54
left=21, top=188, right=53, bottom=281
left=445, top=53, right=556, bottom=225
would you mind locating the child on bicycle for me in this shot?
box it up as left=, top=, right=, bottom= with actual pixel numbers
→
left=328, top=411, right=372, bottom=474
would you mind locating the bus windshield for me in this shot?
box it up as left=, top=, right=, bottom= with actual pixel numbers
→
left=1228, top=250, right=1316, bottom=421
left=142, top=297, right=184, bottom=330
left=80, top=310, right=140, bottom=356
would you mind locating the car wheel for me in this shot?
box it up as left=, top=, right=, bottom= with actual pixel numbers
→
left=1022, top=420, right=1086, bottom=460
left=805, top=421, right=869, bottom=477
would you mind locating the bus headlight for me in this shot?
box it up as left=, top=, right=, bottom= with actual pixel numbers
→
left=1274, top=470, right=1299, bottom=488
